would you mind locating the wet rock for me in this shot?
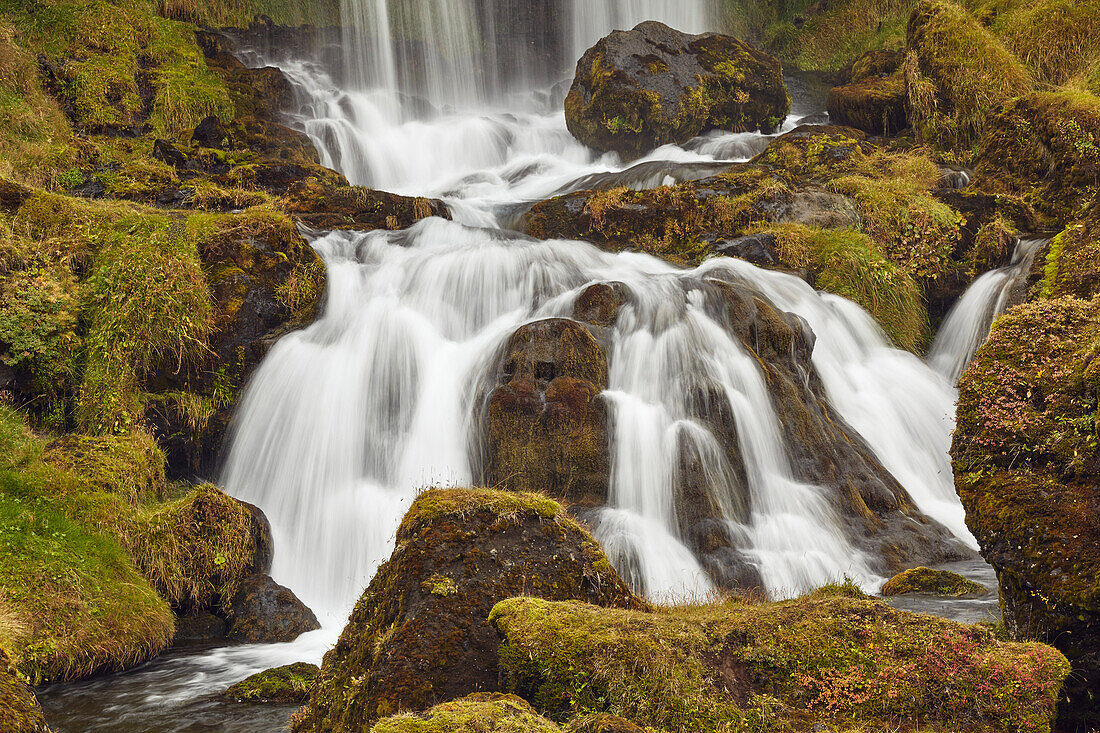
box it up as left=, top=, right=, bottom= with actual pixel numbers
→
left=714, top=232, right=778, bottom=265
left=880, top=567, right=987, bottom=597
left=224, top=662, right=319, bottom=703
left=292, top=488, right=642, bottom=731
left=279, top=177, right=450, bottom=231
left=152, top=138, right=188, bottom=169
left=482, top=319, right=610, bottom=507
left=369, top=693, right=561, bottom=733
left=225, top=574, right=320, bottom=644
left=192, top=116, right=228, bottom=148
left=572, top=282, right=628, bottom=327
left=565, top=21, right=789, bottom=159
left=0, top=650, right=51, bottom=733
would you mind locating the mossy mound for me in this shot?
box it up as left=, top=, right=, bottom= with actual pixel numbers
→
left=483, top=318, right=610, bottom=507
left=490, top=586, right=1069, bottom=733
left=954, top=296, right=1100, bottom=724
left=224, top=662, right=318, bottom=704
left=369, top=693, right=561, bottom=733
left=1039, top=198, right=1100, bottom=299
left=279, top=176, right=449, bottom=230
left=881, top=566, right=988, bottom=596
left=966, top=0, right=1100, bottom=88
left=565, top=21, right=789, bottom=159
left=563, top=714, right=645, bottom=733
left=904, top=0, right=1031, bottom=151
left=0, top=649, right=50, bottom=733
left=826, top=51, right=908, bottom=135
left=972, top=91, right=1100, bottom=225
left=292, top=488, right=643, bottom=732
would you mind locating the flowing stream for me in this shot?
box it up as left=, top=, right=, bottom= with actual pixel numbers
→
left=37, top=1, right=1007, bottom=729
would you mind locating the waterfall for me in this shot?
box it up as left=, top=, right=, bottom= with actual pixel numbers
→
left=928, top=238, right=1047, bottom=384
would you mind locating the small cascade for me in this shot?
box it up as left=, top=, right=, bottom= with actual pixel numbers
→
left=928, top=238, right=1047, bottom=384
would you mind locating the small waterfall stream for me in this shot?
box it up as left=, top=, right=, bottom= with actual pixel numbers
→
left=928, top=237, right=1046, bottom=384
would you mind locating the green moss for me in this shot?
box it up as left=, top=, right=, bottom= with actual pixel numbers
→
left=370, top=693, right=562, bottom=733
left=905, top=0, right=1032, bottom=152
left=400, top=487, right=564, bottom=533
left=156, top=0, right=341, bottom=28
left=768, top=224, right=928, bottom=350
left=881, top=567, right=988, bottom=596
left=422, top=574, right=458, bottom=597
left=225, top=662, right=319, bottom=704
left=0, top=406, right=173, bottom=684
left=492, top=586, right=1069, bottom=733
left=765, top=0, right=914, bottom=72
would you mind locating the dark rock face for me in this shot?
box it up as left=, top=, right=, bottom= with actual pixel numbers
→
left=292, top=488, right=642, bottom=732
left=565, top=21, right=789, bottom=159
left=225, top=574, right=320, bottom=643
left=954, top=295, right=1100, bottom=728
left=173, top=611, right=227, bottom=642
left=0, top=650, right=50, bottom=733
left=192, top=115, right=229, bottom=148
left=224, top=662, right=319, bottom=704
left=482, top=318, right=610, bottom=507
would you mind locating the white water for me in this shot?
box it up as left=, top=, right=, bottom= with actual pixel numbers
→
left=928, top=238, right=1046, bottom=384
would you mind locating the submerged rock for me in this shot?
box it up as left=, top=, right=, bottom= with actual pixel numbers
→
left=225, top=574, right=320, bottom=643
left=881, top=567, right=987, bottom=596
left=369, top=693, right=561, bottom=733
left=0, top=650, right=51, bottom=733
left=490, top=586, right=1069, bottom=731
left=292, top=488, right=642, bottom=731
left=565, top=21, right=789, bottom=159
left=224, top=662, right=319, bottom=703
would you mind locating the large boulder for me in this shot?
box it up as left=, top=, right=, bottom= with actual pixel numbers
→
left=564, top=21, right=789, bottom=159
left=291, top=488, right=643, bottom=732
left=954, top=295, right=1100, bottom=728
left=481, top=318, right=611, bottom=507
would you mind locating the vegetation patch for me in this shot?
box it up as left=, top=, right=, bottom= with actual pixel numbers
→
left=881, top=566, right=987, bottom=596
left=370, top=693, right=562, bottom=733
left=492, top=585, right=1069, bottom=733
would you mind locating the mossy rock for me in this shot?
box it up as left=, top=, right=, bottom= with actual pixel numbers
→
left=1039, top=197, right=1100, bottom=299
left=482, top=318, right=610, bottom=507
left=0, top=650, right=50, bottom=733
left=565, top=21, right=789, bottom=159
left=563, top=714, right=645, bottom=733
left=368, top=693, right=561, bottom=733
left=292, top=488, right=643, bottom=732
left=954, top=296, right=1100, bottom=725
left=491, top=587, right=1069, bottom=732
left=224, top=662, right=319, bottom=704
left=826, top=74, right=907, bottom=136
left=880, top=566, right=987, bottom=596
left=279, top=177, right=449, bottom=231
left=972, top=91, right=1100, bottom=225
left=904, top=0, right=1032, bottom=151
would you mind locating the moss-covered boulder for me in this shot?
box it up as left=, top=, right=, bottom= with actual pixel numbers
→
left=369, top=693, right=562, bottom=733
left=563, top=714, right=645, bottom=733
left=972, top=91, right=1100, bottom=225
left=490, top=586, right=1070, bottom=732
left=904, top=0, right=1031, bottom=150
left=482, top=318, right=610, bottom=507
left=880, top=566, right=987, bottom=596
left=564, top=21, right=789, bottom=159
left=826, top=50, right=907, bottom=135
left=292, top=488, right=643, bottom=732
left=0, top=650, right=50, bottom=733
left=954, top=296, right=1100, bottom=726
left=224, top=662, right=318, bottom=704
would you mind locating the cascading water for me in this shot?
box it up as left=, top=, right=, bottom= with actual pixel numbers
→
left=928, top=238, right=1047, bottom=384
